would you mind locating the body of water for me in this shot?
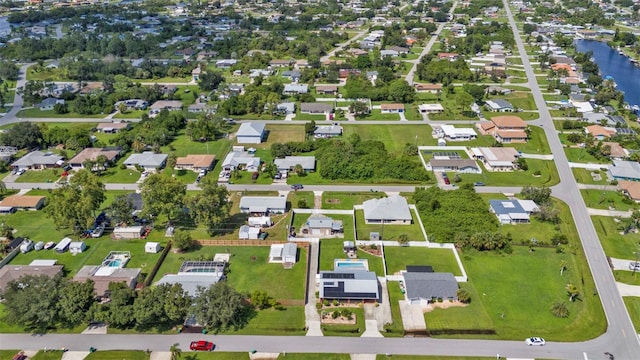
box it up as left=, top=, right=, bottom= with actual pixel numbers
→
left=575, top=39, right=640, bottom=108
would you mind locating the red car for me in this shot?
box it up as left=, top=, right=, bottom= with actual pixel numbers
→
left=190, top=340, right=214, bottom=351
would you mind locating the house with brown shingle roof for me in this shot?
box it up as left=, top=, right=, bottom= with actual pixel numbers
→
left=0, top=195, right=46, bottom=210
left=476, top=116, right=528, bottom=143
left=414, top=83, right=443, bottom=93
left=68, top=147, right=123, bottom=169
left=380, top=103, right=405, bottom=113
left=585, top=125, right=615, bottom=141
left=0, top=264, right=63, bottom=294
left=619, top=181, right=640, bottom=202
left=176, top=154, right=216, bottom=172
left=490, top=115, right=527, bottom=130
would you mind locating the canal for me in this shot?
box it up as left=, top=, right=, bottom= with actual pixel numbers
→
left=575, top=39, right=640, bottom=108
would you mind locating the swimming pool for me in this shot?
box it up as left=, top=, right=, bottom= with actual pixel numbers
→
left=108, top=259, right=122, bottom=267
left=334, top=259, right=369, bottom=271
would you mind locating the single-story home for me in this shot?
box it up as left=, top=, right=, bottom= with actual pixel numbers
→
left=123, top=152, right=168, bottom=170
left=414, top=83, right=443, bottom=93
left=68, top=147, right=122, bottom=169
left=236, top=122, right=266, bottom=144
left=283, top=84, right=308, bottom=95
left=437, top=125, right=477, bottom=141
left=149, top=100, right=183, bottom=117
left=274, top=102, right=296, bottom=115
left=112, top=226, right=145, bottom=239
left=156, top=259, right=227, bottom=297
left=403, top=270, right=459, bottom=305
left=470, top=147, right=519, bottom=171
left=268, top=243, right=297, bottom=266
left=485, top=99, right=514, bottom=112
left=221, top=151, right=261, bottom=172
left=362, top=195, right=412, bottom=224
left=300, top=214, right=344, bottom=237
left=12, top=151, right=64, bottom=170
left=380, top=103, right=405, bottom=113
left=300, top=103, right=333, bottom=114
left=73, top=265, right=142, bottom=298
left=609, top=160, right=640, bottom=181
left=274, top=156, right=316, bottom=172
left=585, top=125, right=615, bottom=140
left=0, top=264, right=63, bottom=294
left=603, top=142, right=629, bottom=160
left=427, top=159, right=481, bottom=173
left=418, top=103, right=444, bottom=113
left=175, top=154, right=216, bottom=172
left=319, top=269, right=380, bottom=302
left=114, top=99, right=148, bottom=111
left=37, top=97, right=64, bottom=111
left=619, top=180, right=640, bottom=202
left=0, top=195, right=46, bottom=211
left=314, top=125, right=343, bottom=138
left=239, top=225, right=261, bottom=240
left=96, top=122, right=130, bottom=133
left=316, top=85, right=338, bottom=95
left=239, top=196, right=287, bottom=215
left=489, top=199, right=540, bottom=225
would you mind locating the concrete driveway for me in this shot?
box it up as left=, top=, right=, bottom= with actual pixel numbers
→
left=398, top=300, right=426, bottom=331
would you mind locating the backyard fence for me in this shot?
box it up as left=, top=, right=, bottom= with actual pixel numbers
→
left=143, top=240, right=172, bottom=287
left=196, top=239, right=309, bottom=248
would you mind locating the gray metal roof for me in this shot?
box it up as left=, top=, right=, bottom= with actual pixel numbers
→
left=124, top=152, right=168, bottom=168
left=314, top=125, right=343, bottom=136
left=239, top=196, right=287, bottom=212
left=236, top=122, right=266, bottom=137
left=305, top=214, right=343, bottom=230
left=12, top=151, right=63, bottom=167
left=156, top=273, right=224, bottom=296
left=610, top=160, right=640, bottom=180
left=274, top=156, right=316, bottom=171
left=362, top=195, right=412, bottom=221
left=403, top=272, right=458, bottom=301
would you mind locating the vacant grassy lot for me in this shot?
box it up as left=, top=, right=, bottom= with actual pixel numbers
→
left=318, top=240, right=384, bottom=276
left=452, top=159, right=559, bottom=187
left=384, top=247, right=461, bottom=276
left=564, top=147, right=610, bottom=164
left=593, top=216, right=639, bottom=259
left=160, top=131, right=233, bottom=158
left=31, top=351, right=65, bottom=360
left=581, top=189, right=636, bottom=211
left=225, top=305, right=306, bottom=335
left=288, top=191, right=315, bottom=210
left=375, top=356, right=497, bottom=360
left=572, top=168, right=609, bottom=185
left=424, top=281, right=493, bottom=335
left=322, top=192, right=385, bottom=210
left=153, top=246, right=306, bottom=301
left=343, top=124, right=432, bottom=153
left=85, top=351, right=149, bottom=360
left=623, top=297, right=640, bottom=332
left=278, top=355, right=350, bottom=360
left=354, top=209, right=426, bottom=241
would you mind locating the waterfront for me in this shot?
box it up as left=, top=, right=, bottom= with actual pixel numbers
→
left=575, top=39, right=640, bottom=108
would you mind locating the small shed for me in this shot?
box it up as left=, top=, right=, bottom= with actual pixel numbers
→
left=55, top=237, right=72, bottom=253
left=69, top=241, right=86, bottom=254
left=248, top=216, right=272, bottom=227
left=145, top=242, right=161, bottom=253
left=113, top=226, right=144, bottom=239
left=239, top=225, right=260, bottom=240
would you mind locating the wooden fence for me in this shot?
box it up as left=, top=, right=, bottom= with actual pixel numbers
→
left=196, top=239, right=309, bottom=248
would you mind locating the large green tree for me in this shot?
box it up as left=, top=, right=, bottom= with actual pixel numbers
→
left=58, top=279, right=95, bottom=325
left=185, top=177, right=231, bottom=234
left=132, top=283, right=190, bottom=330
left=140, top=174, right=186, bottom=221
left=0, top=121, right=43, bottom=149
left=191, top=282, right=247, bottom=331
left=3, top=274, right=62, bottom=331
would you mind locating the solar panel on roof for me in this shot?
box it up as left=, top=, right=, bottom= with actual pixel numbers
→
left=322, top=272, right=355, bottom=279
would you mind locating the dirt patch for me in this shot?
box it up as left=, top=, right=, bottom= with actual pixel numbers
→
left=320, top=311, right=356, bottom=325
left=422, top=301, right=468, bottom=313
left=325, top=198, right=341, bottom=204
left=358, top=245, right=382, bottom=257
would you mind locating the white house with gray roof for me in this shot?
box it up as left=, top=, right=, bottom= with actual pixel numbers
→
left=314, top=125, right=343, bottom=138
left=300, top=214, right=343, bottom=237
left=283, top=84, right=308, bottom=95
left=609, top=160, right=640, bottom=181
left=239, top=196, right=287, bottom=215
left=221, top=151, right=260, bottom=172
left=362, top=195, right=412, bottom=224
left=12, top=151, right=64, bottom=170
left=236, top=122, right=266, bottom=144
left=274, top=156, right=316, bottom=172
left=123, top=152, right=168, bottom=170
left=403, top=271, right=459, bottom=305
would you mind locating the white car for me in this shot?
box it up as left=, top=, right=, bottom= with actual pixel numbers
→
left=16, top=169, right=25, bottom=176
left=525, top=337, right=545, bottom=346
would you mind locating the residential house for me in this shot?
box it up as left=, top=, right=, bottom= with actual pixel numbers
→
left=273, top=102, right=296, bottom=115
left=115, top=99, right=148, bottom=111
left=149, top=100, right=183, bottom=117
left=485, top=99, right=514, bottom=112
left=414, top=83, right=443, bottom=93
left=123, top=152, right=168, bottom=170
left=319, top=269, right=380, bottom=302
left=619, top=181, right=640, bottom=202
left=300, top=103, right=333, bottom=114
left=380, top=49, right=399, bottom=58
left=603, top=142, right=629, bottom=160
left=380, top=103, right=404, bottom=113
left=314, top=125, right=343, bottom=138
left=585, top=125, right=615, bottom=140
left=403, top=269, right=459, bottom=305
left=316, top=85, right=338, bottom=95
left=283, top=84, right=308, bottom=95
left=470, top=147, right=519, bottom=171
left=215, top=59, right=238, bottom=68
left=274, top=156, right=316, bottom=172
left=489, top=199, right=540, bottom=225
left=68, top=147, right=122, bottom=169
left=0, top=264, right=63, bottom=294
left=236, top=122, right=266, bottom=144
left=0, top=195, right=46, bottom=211
left=418, top=104, right=444, bottom=113
left=300, top=214, right=343, bottom=237
left=427, top=159, right=481, bottom=173
left=191, top=66, right=202, bottom=81
left=362, top=195, right=412, bottom=224
left=270, top=59, right=291, bottom=67
left=37, top=97, right=64, bottom=111
left=437, top=52, right=459, bottom=61
left=188, top=101, right=216, bottom=114
left=435, top=125, right=477, bottom=141
left=268, top=243, right=297, bottom=267
left=281, top=70, right=301, bottom=82
left=12, top=151, right=63, bottom=170
left=609, top=160, right=640, bottom=181
left=96, top=122, right=130, bottom=133
left=348, top=48, right=369, bottom=57
left=477, top=116, right=528, bottom=143
left=388, top=46, right=410, bottom=54
left=221, top=151, right=260, bottom=172
left=239, top=225, right=261, bottom=240
left=239, top=196, right=287, bottom=215
left=74, top=265, right=142, bottom=298
left=175, top=154, right=216, bottom=172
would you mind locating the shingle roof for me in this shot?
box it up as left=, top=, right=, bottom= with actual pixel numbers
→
left=12, top=151, right=63, bottom=167
left=274, top=156, right=316, bottom=171
left=236, top=122, right=266, bottom=137
left=403, top=272, right=458, bottom=301
left=124, top=152, right=168, bottom=168
left=362, top=195, right=412, bottom=221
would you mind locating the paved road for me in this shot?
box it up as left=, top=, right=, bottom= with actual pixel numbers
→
left=320, top=29, right=368, bottom=63
left=503, top=1, right=640, bottom=359
left=1, top=63, right=32, bottom=125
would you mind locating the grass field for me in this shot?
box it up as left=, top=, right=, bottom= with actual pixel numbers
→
left=354, top=209, right=426, bottom=241
left=572, top=168, right=609, bottom=185
left=384, top=247, right=461, bottom=276
left=451, top=159, right=559, bottom=187
left=0, top=350, right=23, bottom=359
left=153, top=246, right=306, bottom=301
left=85, top=351, right=149, bottom=360
left=15, top=169, right=64, bottom=183
left=564, top=147, right=610, bottom=164
left=343, top=124, right=432, bottom=153
left=593, top=216, right=640, bottom=259
left=614, top=270, right=640, bottom=285
left=322, top=192, right=386, bottom=210
left=375, top=356, right=497, bottom=360
left=623, top=297, right=640, bottom=332
left=580, top=189, right=636, bottom=211
left=17, top=108, right=105, bottom=118
left=31, top=350, right=65, bottom=360
left=224, top=305, right=306, bottom=335
left=318, top=240, right=384, bottom=276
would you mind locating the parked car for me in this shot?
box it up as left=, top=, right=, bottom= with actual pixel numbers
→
left=190, top=340, right=214, bottom=351
left=473, top=182, right=485, bottom=186
left=291, top=184, right=303, bottom=190
left=629, top=262, right=640, bottom=271
left=16, top=169, right=25, bottom=176
left=525, top=337, right=545, bottom=346
left=443, top=177, right=450, bottom=185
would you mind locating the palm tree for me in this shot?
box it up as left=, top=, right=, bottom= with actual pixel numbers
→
left=550, top=301, right=569, bottom=318
left=397, top=233, right=409, bottom=246
left=170, top=343, right=182, bottom=360
left=560, top=260, right=567, bottom=276
left=565, top=284, right=580, bottom=302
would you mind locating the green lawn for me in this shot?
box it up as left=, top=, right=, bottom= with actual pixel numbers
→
left=17, top=108, right=105, bottom=118
left=564, top=147, right=610, bottom=164
left=113, top=110, right=146, bottom=119
left=85, top=351, right=149, bottom=360
left=175, top=353, right=249, bottom=360
left=318, top=240, right=384, bottom=276
left=31, top=350, right=65, bottom=360
left=451, top=159, right=560, bottom=187
left=15, top=169, right=65, bottom=183
left=355, top=109, right=401, bottom=121
left=424, top=281, right=493, bottom=334
left=487, top=92, right=536, bottom=111
left=384, top=247, right=461, bottom=276
left=278, top=355, right=350, bottom=360
left=375, top=356, right=497, bottom=360
left=154, top=246, right=306, bottom=301
left=224, top=305, right=306, bottom=335
left=291, top=212, right=355, bottom=240
left=623, top=297, right=640, bottom=333
left=354, top=209, right=426, bottom=241
left=0, top=351, right=23, bottom=359
left=2, top=209, right=74, bottom=243
left=343, top=124, right=432, bottom=153
left=572, top=168, right=609, bottom=185
left=321, top=192, right=385, bottom=210
left=288, top=191, right=315, bottom=210
left=593, top=216, right=640, bottom=259
left=581, top=189, right=637, bottom=211
left=510, top=126, right=550, bottom=154
left=384, top=281, right=406, bottom=337
left=614, top=270, right=640, bottom=285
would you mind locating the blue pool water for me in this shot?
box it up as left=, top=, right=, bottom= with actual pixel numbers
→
left=335, top=261, right=368, bottom=270
left=108, top=259, right=122, bottom=267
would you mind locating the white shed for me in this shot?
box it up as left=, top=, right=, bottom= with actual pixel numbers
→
left=145, top=242, right=161, bottom=253
left=239, top=225, right=260, bottom=240
left=55, top=237, right=72, bottom=253
left=248, top=216, right=272, bottom=227
left=113, top=226, right=145, bottom=239
left=69, top=241, right=86, bottom=254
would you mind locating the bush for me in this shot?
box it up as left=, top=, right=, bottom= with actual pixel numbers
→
left=120, top=163, right=127, bottom=170
left=437, top=297, right=443, bottom=303
left=331, top=311, right=340, bottom=319
left=341, top=309, right=353, bottom=319
left=297, top=199, right=309, bottom=208
left=316, top=303, right=323, bottom=310
left=323, top=299, right=330, bottom=307
left=456, top=288, right=471, bottom=303
left=332, top=299, right=339, bottom=306
left=533, top=170, right=541, bottom=176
